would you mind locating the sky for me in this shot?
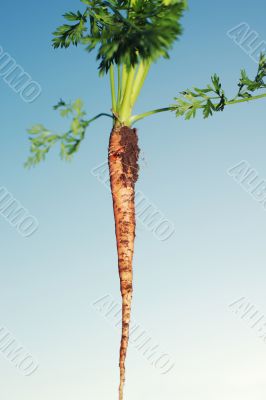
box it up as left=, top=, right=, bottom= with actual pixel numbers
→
left=1, top=1, right=266, bottom=399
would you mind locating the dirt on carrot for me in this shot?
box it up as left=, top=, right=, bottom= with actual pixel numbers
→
left=119, top=126, right=140, bottom=186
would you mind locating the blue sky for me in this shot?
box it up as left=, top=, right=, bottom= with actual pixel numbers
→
left=1, top=1, right=266, bottom=399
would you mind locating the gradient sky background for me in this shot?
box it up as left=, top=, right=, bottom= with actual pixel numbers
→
left=1, top=1, right=266, bottom=399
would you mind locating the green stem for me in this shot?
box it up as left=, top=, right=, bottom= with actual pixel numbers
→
left=130, top=107, right=175, bottom=124
left=130, top=61, right=151, bottom=109
left=120, top=66, right=136, bottom=123
left=110, top=64, right=117, bottom=112
left=226, top=92, right=266, bottom=105
left=120, top=64, right=129, bottom=105
left=87, top=113, right=114, bottom=125
left=130, top=92, right=266, bottom=125
left=117, top=64, right=122, bottom=107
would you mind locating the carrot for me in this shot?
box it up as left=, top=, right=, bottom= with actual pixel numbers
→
left=108, top=125, right=140, bottom=400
